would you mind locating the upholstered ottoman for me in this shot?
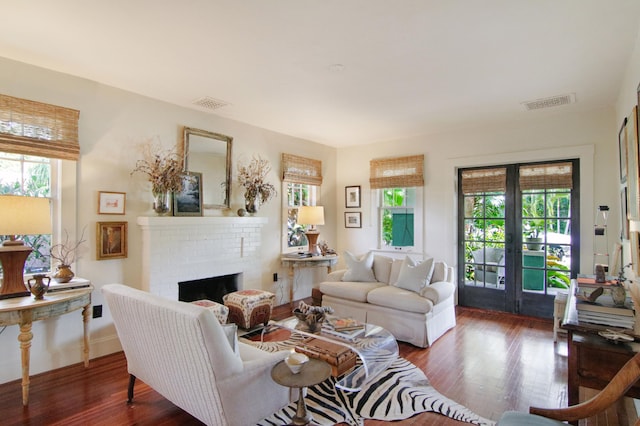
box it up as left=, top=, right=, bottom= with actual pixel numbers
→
left=190, top=299, right=229, bottom=324
left=223, top=290, right=275, bottom=329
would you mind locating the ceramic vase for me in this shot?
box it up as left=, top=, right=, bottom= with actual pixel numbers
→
left=27, top=274, right=51, bottom=300
left=53, top=264, right=75, bottom=283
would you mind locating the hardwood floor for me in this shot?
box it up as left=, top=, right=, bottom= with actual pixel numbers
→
left=0, top=304, right=632, bottom=425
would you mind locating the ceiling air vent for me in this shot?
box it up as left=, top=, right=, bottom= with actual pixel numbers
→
left=522, top=93, right=576, bottom=111
left=192, top=96, right=230, bottom=111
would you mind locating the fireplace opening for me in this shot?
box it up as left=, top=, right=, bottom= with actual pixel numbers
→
left=178, top=273, right=241, bottom=304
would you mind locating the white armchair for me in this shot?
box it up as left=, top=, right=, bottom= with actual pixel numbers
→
left=102, top=284, right=289, bottom=426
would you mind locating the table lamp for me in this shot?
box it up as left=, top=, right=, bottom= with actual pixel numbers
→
left=0, top=195, right=52, bottom=299
left=297, top=206, right=325, bottom=256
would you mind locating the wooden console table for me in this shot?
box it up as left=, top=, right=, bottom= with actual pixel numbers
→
left=281, top=255, right=339, bottom=304
left=0, top=283, right=93, bottom=405
left=562, top=279, right=640, bottom=414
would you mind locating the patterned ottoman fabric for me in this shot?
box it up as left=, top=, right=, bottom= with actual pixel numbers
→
left=190, top=299, right=229, bottom=324
left=223, top=290, right=275, bottom=329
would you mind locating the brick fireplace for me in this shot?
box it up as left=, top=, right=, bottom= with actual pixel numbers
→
left=137, top=216, right=267, bottom=300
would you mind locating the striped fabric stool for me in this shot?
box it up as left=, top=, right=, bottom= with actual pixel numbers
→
left=190, top=299, right=229, bottom=324
left=223, top=289, right=275, bottom=329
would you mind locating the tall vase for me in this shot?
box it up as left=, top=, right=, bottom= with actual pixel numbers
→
left=245, top=195, right=259, bottom=215
left=153, top=190, right=172, bottom=215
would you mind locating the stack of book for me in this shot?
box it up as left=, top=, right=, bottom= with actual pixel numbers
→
left=575, top=276, right=635, bottom=329
left=322, top=317, right=365, bottom=341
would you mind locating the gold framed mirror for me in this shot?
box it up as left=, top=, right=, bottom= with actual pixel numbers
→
left=182, top=126, right=232, bottom=210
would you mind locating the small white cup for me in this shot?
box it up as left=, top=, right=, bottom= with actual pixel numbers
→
left=285, top=352, right=309, bottom=374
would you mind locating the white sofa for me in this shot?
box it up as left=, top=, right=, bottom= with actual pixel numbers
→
left=318, top=253, right=456, bottom=348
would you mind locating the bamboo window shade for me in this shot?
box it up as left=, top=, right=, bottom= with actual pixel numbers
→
left=0, top=94, right=80, bottom=161
left=461, top=168, right=507, bottom=194
left=369, top=155, right=424, bottom=189
left=519, top=162, right=573, bottom=190
left=281, top=153, right=323, bottom=186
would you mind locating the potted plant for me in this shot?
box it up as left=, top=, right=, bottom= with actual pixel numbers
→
left=524, top=222, right=544, bottom=250
left=236, top=156, right=277, bottom=214
left=50, top=228, right=86, bottom=283
left=131, top=140, right=185, bottom=215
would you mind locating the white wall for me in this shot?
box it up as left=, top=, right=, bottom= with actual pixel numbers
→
left=0, top=57, right=337, bottom=384
left=335, top=109, right=614, bottom=274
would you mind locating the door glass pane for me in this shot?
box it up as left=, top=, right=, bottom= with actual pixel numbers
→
left=521, top=188, right=571, bottom=294
left=464, top=193, right=506, bottom=289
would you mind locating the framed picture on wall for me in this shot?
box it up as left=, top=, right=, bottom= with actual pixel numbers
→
left=97, top=221, right=128, bottom=260
left=345, top=212, right=362, bottom=228
left=622, top=186, right=630, bottom=240
left=98, top=191, right=126, bottom=215
left=174, top=172, right=203, bottom=216
left=345, top=185, right=361, bottom=208
left=626, top=106, right=639, bottom=220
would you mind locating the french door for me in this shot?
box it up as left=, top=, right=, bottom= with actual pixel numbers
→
left=457, top=160, right=579, bottom=318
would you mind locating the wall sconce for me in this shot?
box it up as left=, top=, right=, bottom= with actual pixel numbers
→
left=0, top=195, right=52, bottom=299
left=297, top=206, right=325, bottom=256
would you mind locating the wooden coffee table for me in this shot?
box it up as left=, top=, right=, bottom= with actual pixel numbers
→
left=271, top=358, right=331, bottom=425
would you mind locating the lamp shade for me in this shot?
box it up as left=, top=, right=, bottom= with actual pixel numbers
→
left=0, top=195, right=52, bottom=237
left=297, top=206, right=325, bottom=226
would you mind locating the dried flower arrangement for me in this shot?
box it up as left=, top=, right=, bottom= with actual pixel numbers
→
left=237, top=156, right=277, bottom=205
left=131, top=139, right=184, bottom=194
left=50, top=228, right=87, bottom=266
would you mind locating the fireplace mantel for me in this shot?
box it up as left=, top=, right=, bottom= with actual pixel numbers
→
left=137, top=215, right=267, bottom=300
left=137, top=216, right=268, bottom=228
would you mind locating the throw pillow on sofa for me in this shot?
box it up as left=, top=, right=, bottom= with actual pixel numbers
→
left=394, top=256, right=435, bottom=293
left=342, top=251, right=377, bottom=282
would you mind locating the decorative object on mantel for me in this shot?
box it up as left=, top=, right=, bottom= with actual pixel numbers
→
left=294, top=301, right=334, bottom=333
left=50, top=228, right=86, bottom=283
left=131, top=139, right=185, bottom=215
left=236, top=155, right=277, bottom=214
left=237, top=208, right=246, bottom=217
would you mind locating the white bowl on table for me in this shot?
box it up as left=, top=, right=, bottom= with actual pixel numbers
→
left=285, top=352, right=309, bottom=374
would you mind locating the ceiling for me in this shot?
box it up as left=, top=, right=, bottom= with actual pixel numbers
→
left=1, top=1, right=639, bottom=147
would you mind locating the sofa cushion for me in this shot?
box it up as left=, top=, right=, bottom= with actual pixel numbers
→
left=320, top=281, right=385, bottom=303
left=389, top=258, right=404, bottom=285
left=367, top=286, right=434, bottom=314
left=431, top=261, right=448, bottom=283
left=372, top=254, right=393, bottom=283
left=394, top=256, right=435, bottom=293
left=342, top=251, right=376, bottom=282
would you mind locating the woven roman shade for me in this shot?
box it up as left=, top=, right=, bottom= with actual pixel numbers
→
left=0, top=94, right=80, bottom=161
left=282, top=153, right=323, bottom=186
left=369, top=155, right=424, bottom=189
left=519, top=162, right=573, bottom=190
left=461, top=168, right=507, bottom=194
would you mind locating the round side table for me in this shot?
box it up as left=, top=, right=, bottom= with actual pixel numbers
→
left=271, top=358, right=331, bottom=425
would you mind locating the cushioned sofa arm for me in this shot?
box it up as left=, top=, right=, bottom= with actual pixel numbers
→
left=420, top=281, right=455, bottom=304
left=326, top=269, right=347, bottom=281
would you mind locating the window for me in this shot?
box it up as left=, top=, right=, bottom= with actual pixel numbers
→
left=380, top=188, right=416, bottom=248
left=0, top=94, right=79, bottom=276
left=370, top=155, right=424, bottom=251
left=281, top=153, right=322, bottom=253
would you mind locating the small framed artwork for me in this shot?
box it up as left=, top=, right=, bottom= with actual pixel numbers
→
left=619, top=117, right=628, bottom=184
left=174, top=172, right=203, bottom=216
left=345, top=185, right=361, bottom=208
left=98, top=191, right=126, bottom=215
left=97, top=221, right=128, bottom=260
left=345, top=212, right=362, bottom=228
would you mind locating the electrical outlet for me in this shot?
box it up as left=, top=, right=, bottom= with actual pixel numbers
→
left=273, top=272, right=278, bottom=282
left=92, top=304, right=103, bottom=318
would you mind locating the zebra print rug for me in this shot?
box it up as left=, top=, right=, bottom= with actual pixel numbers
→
left=248, top=336, right=495, bottom=426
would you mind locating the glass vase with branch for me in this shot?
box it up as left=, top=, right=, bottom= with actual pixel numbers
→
left=50, top=228, right=86, bottom=283
left=131, top=139, right=185, bottom=215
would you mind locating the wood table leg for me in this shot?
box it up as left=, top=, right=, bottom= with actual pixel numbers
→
left=288, top=265, right=295, bottom=306
left=18, top=311, right=33, bottom=406
left=82, top=303, right=91, bottom=367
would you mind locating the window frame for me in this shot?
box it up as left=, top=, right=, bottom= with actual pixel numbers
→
left=375, top=186, right=423, bottom=252
left=281, top=181, right=319, bottom=254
